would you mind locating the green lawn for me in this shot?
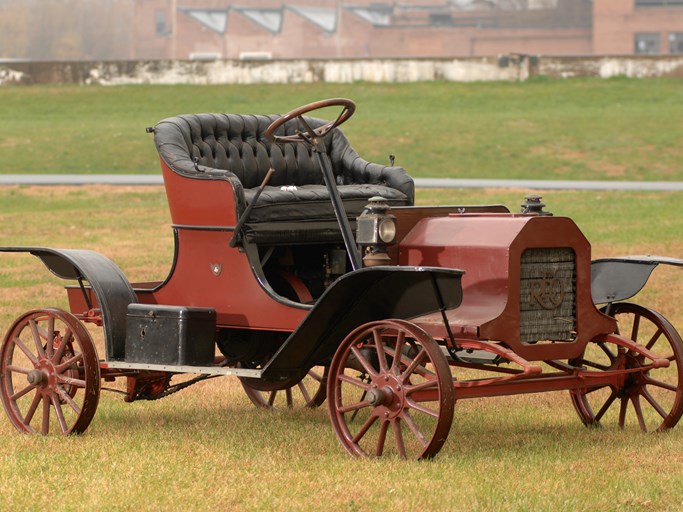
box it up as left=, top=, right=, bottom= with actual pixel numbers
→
left=1, top=78, right=682, bottom=180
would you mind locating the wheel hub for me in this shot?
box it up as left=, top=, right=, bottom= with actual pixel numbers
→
left=369, top=374, right=406, bottom=419
left=618, top=353, right=646, bottom=397
left=28, top=359, right=57, bottom=389
left=367, top=387, right=393, bottom=406
left=27, top=369, right=47, bottom=386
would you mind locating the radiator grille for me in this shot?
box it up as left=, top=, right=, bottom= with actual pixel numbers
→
left=519, top=248, right=576, bottom=344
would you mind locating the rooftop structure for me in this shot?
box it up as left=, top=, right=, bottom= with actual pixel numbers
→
left=0, top=0, right=682, bottom=61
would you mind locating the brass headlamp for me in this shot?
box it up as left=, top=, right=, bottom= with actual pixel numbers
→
left=356, top=196, right=397, bottom=267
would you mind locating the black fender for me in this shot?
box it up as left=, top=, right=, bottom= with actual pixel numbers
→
left=591, top=255, right=683, bottom=305
left=261, top=266, right=463, bottom=380
left=0, top=246, right=136, bottom=361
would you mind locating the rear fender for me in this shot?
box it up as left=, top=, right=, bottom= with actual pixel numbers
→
left=0, top=246, right=136, bottom=361
left=261, top=266, right=463, bottom=380
left=591, top=255, right=683, bottom=305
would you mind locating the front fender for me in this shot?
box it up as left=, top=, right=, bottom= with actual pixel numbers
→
left=591, top=255, right=683, bottom=305
left=0, top=246, right=136, bottom=361
left=261, top=266, right=463, bottom=380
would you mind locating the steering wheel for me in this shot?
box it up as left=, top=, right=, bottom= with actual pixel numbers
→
left=265, top=98, right=356, bottom=144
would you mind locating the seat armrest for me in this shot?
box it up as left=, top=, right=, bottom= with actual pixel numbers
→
left=188, top=165, right=247, bottom=215
left=328, top=129, right=414, bottom=204
left=160, top=153, right=247, bottom=214
left=356, top=161, right=415, bottom=205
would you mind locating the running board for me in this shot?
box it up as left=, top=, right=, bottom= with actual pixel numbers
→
left=102, top=361, right=263, bottom=378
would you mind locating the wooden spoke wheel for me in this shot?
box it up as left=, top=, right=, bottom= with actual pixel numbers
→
left=570, top=302, right=683, bottom=432
left=327, top=319, right=455, bottom=459
left=241, top=366, right=329, bottom=409
left=0, top=309, right=101, bottom=435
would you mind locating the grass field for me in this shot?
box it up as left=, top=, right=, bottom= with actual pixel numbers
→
left=2, top=77, right=683, bottom=510
left=1, top=77, right=683, bottom=181
left=2, top=185, right=683, bottom=511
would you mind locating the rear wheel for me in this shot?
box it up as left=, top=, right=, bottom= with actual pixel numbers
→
left=327, top=319, right=454, bottom=459
left=0, top=309, right=100, bottom=435
left=570, top=302, right=683, bottom=431
left=241, top=366, right=329, bottom=409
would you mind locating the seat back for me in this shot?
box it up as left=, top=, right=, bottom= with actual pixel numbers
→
left=154, top=113, right=352, bottom=189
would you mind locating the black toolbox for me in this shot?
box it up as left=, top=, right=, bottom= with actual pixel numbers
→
left=125, top=304, right=216, bottom=366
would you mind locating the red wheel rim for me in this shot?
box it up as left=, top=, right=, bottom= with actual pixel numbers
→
left=0, top=309, right=100, bottom=435
left=327, top=319, right=454, bottom=459
left=570, top=302, right=683, bottom=432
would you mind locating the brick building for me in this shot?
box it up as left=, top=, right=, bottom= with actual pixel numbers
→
left=136, top=0, right=593, bottom=59
left=594, top=0, right=683, bottom=54
left=1, top=0, right=682, bottom=61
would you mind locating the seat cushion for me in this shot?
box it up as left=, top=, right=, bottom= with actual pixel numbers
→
left=244, top=184, right=410, bottom=224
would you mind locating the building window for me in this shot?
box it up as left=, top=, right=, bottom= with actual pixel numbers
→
left=636, top=0, right=683, bottom=6
left=429, top=13, right=454, bottom=27
left=635, top=33, right=661, bottom=54
left=155, top=10, right=167, bottom=36
left=670, top=32, right=683, bottom=53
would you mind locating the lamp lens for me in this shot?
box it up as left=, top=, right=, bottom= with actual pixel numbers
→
left=378, top=218, right=396, bottom=243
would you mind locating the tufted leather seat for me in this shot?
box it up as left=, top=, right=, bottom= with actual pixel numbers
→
left=154, top=113, right=414, bottom=243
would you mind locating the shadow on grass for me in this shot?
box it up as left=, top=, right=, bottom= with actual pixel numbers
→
left=91, top=389, right=331, bottom=434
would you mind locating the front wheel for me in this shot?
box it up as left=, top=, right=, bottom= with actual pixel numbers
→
left=327, top=319, right=454, bottom=459
left=0, top=309, right=101, bottom=435
left=570, top=302, right=683, bottom=432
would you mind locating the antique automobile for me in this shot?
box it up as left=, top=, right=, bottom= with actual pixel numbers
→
left=2, top=99, right=682, bottom=459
